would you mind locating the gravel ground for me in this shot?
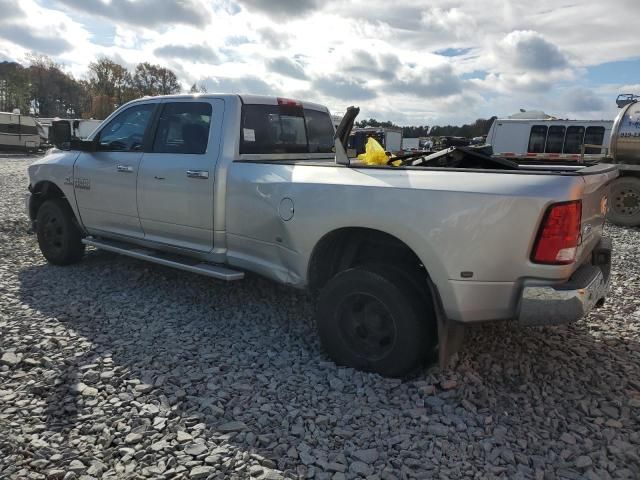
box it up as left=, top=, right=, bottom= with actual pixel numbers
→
left=0, top=154, right=639, bottom=480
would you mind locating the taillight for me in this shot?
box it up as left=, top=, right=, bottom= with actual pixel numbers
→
left=531, top=200, right=582, bottom=265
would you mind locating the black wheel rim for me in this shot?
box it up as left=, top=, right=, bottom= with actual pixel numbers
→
left=337, top=293, right=397, bottom=362
left=41, top=213, right=64, bottom=255
left=613, top=187, right=640, bottom=217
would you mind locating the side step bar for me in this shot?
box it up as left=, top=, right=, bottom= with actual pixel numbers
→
left=82, top=237, right=244, bottom=281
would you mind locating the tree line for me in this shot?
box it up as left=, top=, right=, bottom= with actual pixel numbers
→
left=0, top=54, right=206, bottom=120
left=356, top=116, right=497, bottom=138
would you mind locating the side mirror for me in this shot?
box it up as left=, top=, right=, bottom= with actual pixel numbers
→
left=51, top=120, right=71, bottom=149
left=70, top=138, right=97, bottom=152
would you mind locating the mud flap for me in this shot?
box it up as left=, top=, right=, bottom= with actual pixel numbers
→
left=426, top=276, right=465, bottom=367
left=437, top=317, right=465, bottom=368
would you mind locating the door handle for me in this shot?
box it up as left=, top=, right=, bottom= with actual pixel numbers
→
left=186, top=170, right=209, bottom=179
left=117, top=165, right=133, bottom=173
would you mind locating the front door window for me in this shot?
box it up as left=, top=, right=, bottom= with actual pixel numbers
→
left=98, top=104, right=155, bottom=151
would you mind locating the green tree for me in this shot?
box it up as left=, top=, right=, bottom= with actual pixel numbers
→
left=0, top=61, right=30, bottom=113
left=156, top=67, right=180, bottom=95
left=88, top=57, right=134, bottom=105
left=26, top=53, right=89, bottom=117
left=189, top=82, right=207, bottom=93
left=133, top=62, right=181, bottom=96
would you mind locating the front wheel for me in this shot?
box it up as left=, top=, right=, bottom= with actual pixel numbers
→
left=315, top=265, right=435, bottom=377
left=608, top=176, right=640, bottom=227
left=36, top=198, right=85, bottom=265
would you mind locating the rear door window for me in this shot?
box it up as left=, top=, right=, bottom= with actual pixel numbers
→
left=152, top=102, right=212, bottom=154
left=545, top=126, right=565, bottom=153
left=584, top=126, right=605, bottom=154
left=563, top=126, right=585, bottom=154
left=527, top=125, right=547, bottom=153
left=240, top=104, right=334, bottom=154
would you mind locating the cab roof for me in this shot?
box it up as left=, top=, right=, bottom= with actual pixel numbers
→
left=131, top=93, right=330, bottom=113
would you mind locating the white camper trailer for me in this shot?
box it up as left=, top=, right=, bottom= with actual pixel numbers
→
left=0, top=111, right=42, bottom=151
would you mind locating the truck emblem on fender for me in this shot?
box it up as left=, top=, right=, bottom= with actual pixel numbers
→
left=74, top=177, right=90, bottom=190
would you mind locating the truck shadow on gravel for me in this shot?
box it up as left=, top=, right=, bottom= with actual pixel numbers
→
left=17, top=248, right=640, bottom=476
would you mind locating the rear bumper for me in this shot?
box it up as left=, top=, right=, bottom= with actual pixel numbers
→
left=517, top=238, right=612, bottom=326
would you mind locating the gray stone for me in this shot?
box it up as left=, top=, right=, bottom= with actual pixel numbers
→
left=67, top=460, right=86, bottom=473
left=0, top=352, right=20, bottom=366
left=185, top=443, right=208, bottom=456
left=189, top=465, right=215, bottom=479
left=135, top=383, right=154, bottom=393
left=349, top=461, right=374, bottom=477
left=298, top=450, right=315, bottom=465
left=327, top=462, right=346, bottom=473
left=352, top=448, right=379, bottom=464
left=575, top=456, right=593, bottom=468
left=217, top=421, right=247, bottom=432
left=427, top=423, right=449, bottom=437
left=125, top=432, right=144, bottom=444
left=177, top=431, right=193, bottom=442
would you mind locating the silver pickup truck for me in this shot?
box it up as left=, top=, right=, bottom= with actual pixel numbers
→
left=26, top=94, right=615, bottom=377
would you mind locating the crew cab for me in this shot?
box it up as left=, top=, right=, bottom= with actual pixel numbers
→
left=26, top=94, right=615, bottom=377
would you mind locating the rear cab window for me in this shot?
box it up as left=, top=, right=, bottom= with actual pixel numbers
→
left=240, top=99, right=334, bottom=156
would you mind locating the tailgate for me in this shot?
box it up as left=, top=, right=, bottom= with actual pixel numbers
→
left=576, top=165, right=618, bottom=264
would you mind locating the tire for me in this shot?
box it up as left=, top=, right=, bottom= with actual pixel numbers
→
left=36, top=198, right=85, bottom=265
left=316, top=265, right=435, bottom=377
left=608, top=176, right=640, bottom=227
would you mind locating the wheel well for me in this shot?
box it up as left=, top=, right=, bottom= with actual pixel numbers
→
left=308, top=227, right=427, bottom=290
left=29, top=181, right=67, bottom=220
left=308, top=227, right=443, bottom=345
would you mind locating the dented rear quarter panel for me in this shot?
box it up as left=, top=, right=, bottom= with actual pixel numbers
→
left=224, top=161, right=615, bottom=320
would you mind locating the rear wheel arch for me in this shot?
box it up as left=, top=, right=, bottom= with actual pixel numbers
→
left=307, top=227, right=444, bottom=332
left=307, top=227, right=435, bottom=290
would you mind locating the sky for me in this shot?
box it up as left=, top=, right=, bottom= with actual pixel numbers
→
left=0, top=0, right=639, bottom=126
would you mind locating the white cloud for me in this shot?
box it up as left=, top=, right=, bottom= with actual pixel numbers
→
left=0, top=0, right=637, bottom=125
left=55, top=0, right=211, bottom=28
left=497, top=31, right=568, bottom=72
left=155, top=44, right=220, bottom=64
left=234, top=0, right=324, bottom=19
